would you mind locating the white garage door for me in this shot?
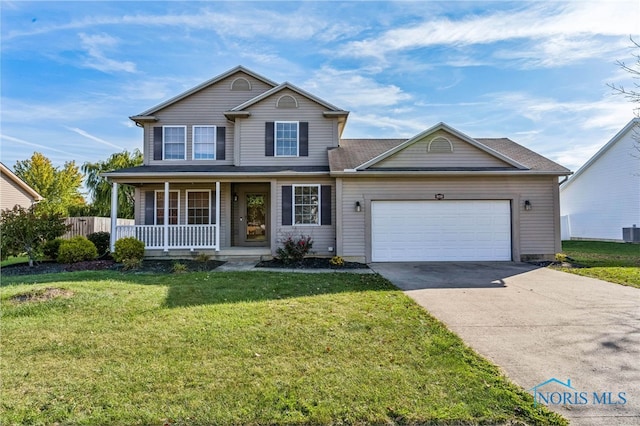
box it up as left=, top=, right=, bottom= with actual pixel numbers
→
left=371, top=200, right=511, bottom=261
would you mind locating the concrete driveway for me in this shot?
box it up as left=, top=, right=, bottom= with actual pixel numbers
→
left=370, top=262, right=640, bottom=425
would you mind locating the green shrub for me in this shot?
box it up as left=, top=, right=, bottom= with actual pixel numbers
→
left=276, top=235, right=313, bottom=265
left=172, top=262, right=188, bottom=273
left=87, top=232, right=110, bottom=256
left=57, top=236, right=98, bottom=264
left=194, top=252, right=211, bottom=262
left=113, top=237, right=145, bottom=263
left=43, top=238, right=64, bottom=260
left=122, top=257, right=143, bottom=271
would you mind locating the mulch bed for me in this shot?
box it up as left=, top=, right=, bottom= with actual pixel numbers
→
left=256, top=257, right=368, bottom=270
left=2, top=257, right=367, bottom=277
left=1, top=259, right=225, bottom=277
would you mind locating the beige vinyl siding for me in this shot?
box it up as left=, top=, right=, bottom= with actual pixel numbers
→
left=0, top=174, right=38, bottom=210
left=340, top=175, right=558, bottom=262
left=236, top=88, right=339, bottom=166
left=275, top=177, right=336, bottom=256
left=136, top=183, right=229, bottom=249
left=371, top=130, right=513, bottom=169
left=143, top=73, right=273, bottom=165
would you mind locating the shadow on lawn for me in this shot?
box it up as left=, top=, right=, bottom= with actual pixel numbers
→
left=1, top=270, right=395, bottom=308
left=164, top=272, right=394, bottom=308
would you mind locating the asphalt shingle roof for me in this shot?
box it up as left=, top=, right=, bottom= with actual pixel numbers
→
left=330, top=138, right=570, bottom=173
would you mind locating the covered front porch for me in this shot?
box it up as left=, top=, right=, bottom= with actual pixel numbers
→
left=108, top=180, right=273, bottom=256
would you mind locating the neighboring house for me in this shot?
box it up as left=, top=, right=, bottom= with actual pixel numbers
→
left=0, top=162, right=43, bottom=211
left=104, top=66, right=571, bottom=262
left=560, top=118, right=640, bottom=242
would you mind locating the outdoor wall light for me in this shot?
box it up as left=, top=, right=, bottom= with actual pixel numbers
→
left=355, top=201, right=362, bottom=212
left=233, top=193, right=238, bottom=202
left=524, top=200, right=532, bottom=211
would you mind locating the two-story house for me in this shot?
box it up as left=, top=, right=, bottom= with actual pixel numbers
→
left=104, top=66, right=571, bottom=262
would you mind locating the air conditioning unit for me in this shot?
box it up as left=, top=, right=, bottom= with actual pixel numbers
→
left=622, top=226, right=640, bottom=243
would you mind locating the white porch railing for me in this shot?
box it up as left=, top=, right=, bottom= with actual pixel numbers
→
left=115, top=224, right=218, bottom=250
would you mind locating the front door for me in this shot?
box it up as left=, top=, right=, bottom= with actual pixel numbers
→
left=233, top=183, right=270, bottom=247
left=244, top=193, right=267, bottom=244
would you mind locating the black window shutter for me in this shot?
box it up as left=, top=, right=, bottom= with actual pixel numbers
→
left=299, top=122, right=309, bottom=157
left=145, top=191, right=155, bottom=225
left=216, top=127, right=226, bottom=160
left=282, top=186, right=292, bottom=226
left=265, top=122, right=274, bottom=156
left=153, top=127, right=163, bottom=160
left=210, top=190, right=216, bottom=224
left=321, top=185, right=331, bottom=225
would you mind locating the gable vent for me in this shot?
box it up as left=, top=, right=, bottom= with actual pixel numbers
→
left=231, top=77, right=251, bottom=91
left=276, top=94, right=298, bottom=109
left=428, top=136, right=453, bottom=153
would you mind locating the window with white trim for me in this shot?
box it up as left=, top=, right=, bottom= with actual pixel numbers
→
left=155, top=191, right=179, bottom=225
left=293, top=185, right=319, bottom=225
left=163, top=126, right=186, bottom=160
left=275, top=121, right=298, bottom=156
left=187, top=191, right=211, bottom=224
left=192, top=126, right=216, bottom=160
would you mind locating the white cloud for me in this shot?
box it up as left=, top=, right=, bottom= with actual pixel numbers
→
left=303, top=67, right=411, bottom=108
left=340, top=2, right=638, bottom=66
left=64, top=127, right=126, bottom=150
left=0, top=134, right=77, bottom=157
left=5, top=7, right=360, bottom=44
left=78, top=32, right=136, bottom=73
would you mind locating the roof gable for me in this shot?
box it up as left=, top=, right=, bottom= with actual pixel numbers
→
left=133, top=66, right=278, bottom=118
left=0, top=162, right=43, bottom=201
left=561, top=118, right=639, bottom=190
left=369, top=129, right=516, bottom=170
left=230, top=82, right=347, bottom=112
left=355, top=122, right=527, bottom=170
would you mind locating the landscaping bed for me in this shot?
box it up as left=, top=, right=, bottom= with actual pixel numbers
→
left=1, top=258, right=224, bottom=276
left=257, top=257, right=368, bottom=269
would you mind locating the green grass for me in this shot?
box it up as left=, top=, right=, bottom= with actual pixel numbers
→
left=0, top=271, right=565, bottom=425
left=1, top=256, right=29, bottom=267
left=556, top=241, right=640, bottom=288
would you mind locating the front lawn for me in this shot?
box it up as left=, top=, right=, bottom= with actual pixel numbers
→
left=0, top=271, right=564, bottom=425
left=556, top=241, right=640, bottom=288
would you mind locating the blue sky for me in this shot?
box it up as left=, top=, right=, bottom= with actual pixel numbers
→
left=1, top=1, right=639, bottom=179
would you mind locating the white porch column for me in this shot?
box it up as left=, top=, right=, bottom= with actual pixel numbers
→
left=110, top=182, right=118, bottom=252
left=163, top=181, right=169, bottom=252
left=215, top=181, right=220, bottom=251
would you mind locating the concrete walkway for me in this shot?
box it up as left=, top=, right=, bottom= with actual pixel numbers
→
left=370, top=262, right=640, bottom=426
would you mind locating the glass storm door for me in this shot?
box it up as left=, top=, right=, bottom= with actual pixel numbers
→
left=245, top=193, right=267, bottom=242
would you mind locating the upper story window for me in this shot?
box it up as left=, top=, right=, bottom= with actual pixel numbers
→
left=275, top=121, right=299, bottom=156
left=193, top=126, right=216, bottom=160
left=163, top=126, right=186, bottom=160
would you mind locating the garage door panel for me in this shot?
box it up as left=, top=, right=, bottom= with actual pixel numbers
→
left=371, top=200, right=511, bottom=261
